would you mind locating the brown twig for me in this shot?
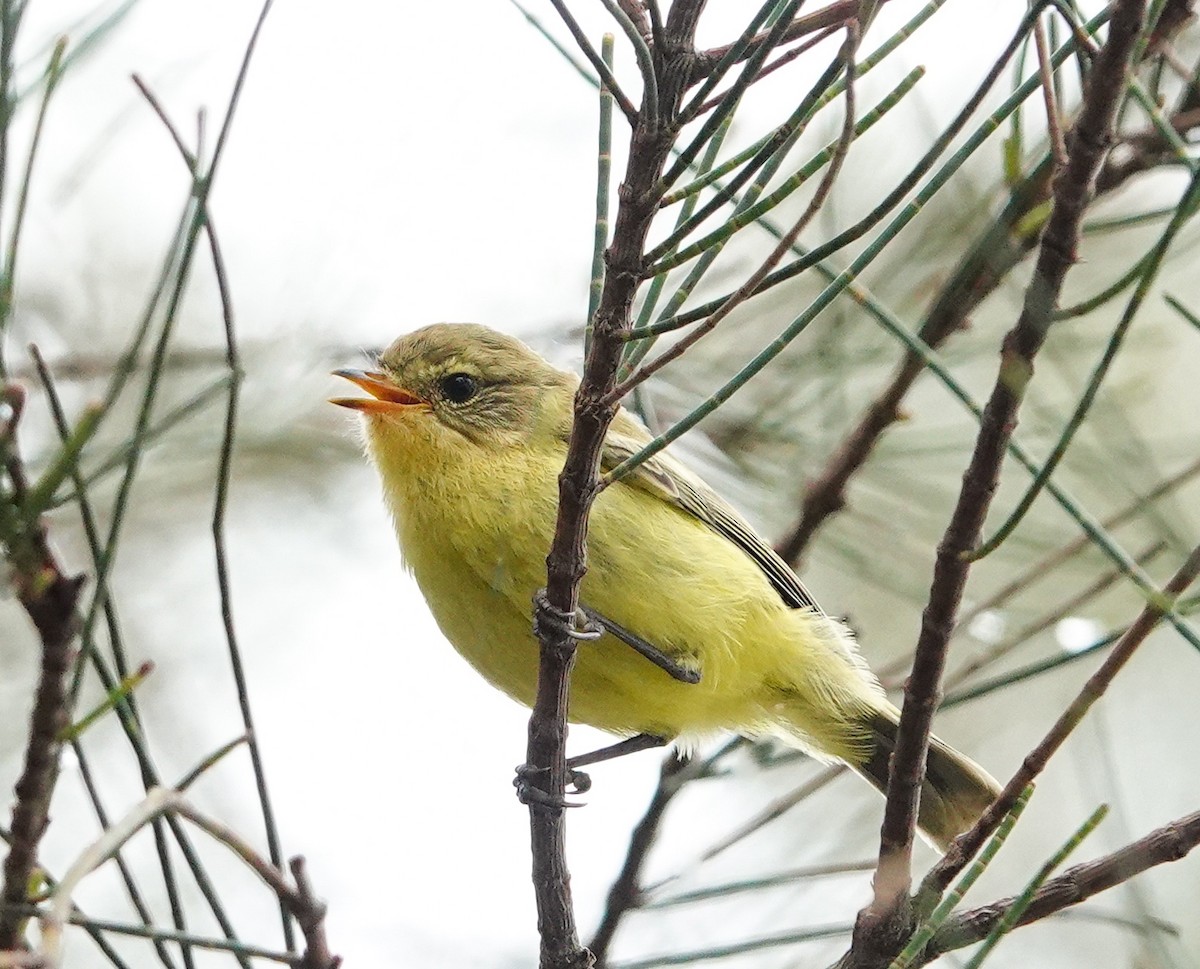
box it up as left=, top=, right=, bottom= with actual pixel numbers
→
left=1034, top=14, right=1068, bottom=167
left=588, top=753, right=697, bottom=966
left=776, top=22, right=1200, bottom=568
left=921, top=807, right=1200, bottom=964
left=922, top=542, right=1200, bottom=905
left=615, top=0, right=649, bottom=41
left=172, top=803, right=338, bottom=969
left=525, top=5, right=708, bottom=968
left=687, top=0, right=894, bottom=84
left=608, top=24, right=861, bottom=404
left=0, top=387, right=85, bottom=951
left=842, top=3, right=1148, bottom=964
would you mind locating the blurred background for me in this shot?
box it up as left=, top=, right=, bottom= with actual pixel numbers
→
left=2, top=1, right=1199, bottom=967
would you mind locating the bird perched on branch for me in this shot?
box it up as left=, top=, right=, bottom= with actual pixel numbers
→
left=332, top=323, right=999, bottom=850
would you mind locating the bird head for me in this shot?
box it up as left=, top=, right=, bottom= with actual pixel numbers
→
left=331, top=323, right=574, bottom=449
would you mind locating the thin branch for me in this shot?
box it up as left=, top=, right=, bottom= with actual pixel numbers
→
left=526, top=5, right=707, bottom=966
left=1034, top=13, right=1068, bottom=166
left=687, top=0, right=895, bottom=84
left=33, top=791, right=338, bottom=969
left=30, top=352, right=184, bottom=969
left=923, top=808, right=1200, bottom=964
left=848, top=2, right=1149, bottom=963
left=6, top=908, right=298, bottom=966
left=921, top=542, right=1200, bottom=905
left=174, top=805, right=336, bottom=969
left=0, top=391, right=84, bottom=950
left=588, top=754, right=696, bottom=965
left=547, top=0, right=638, bottom=123
left=40, top=789, right=182, bottom=967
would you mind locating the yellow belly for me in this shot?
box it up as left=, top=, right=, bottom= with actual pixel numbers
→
left=371, top=426, right=880, bottom=759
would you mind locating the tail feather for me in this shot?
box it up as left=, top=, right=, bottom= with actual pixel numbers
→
left=854, top=709, right=1000, bottom=853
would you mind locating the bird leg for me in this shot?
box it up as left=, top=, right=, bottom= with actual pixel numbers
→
left=579, top=605, right=701, bottom=684
left=515, top=733, right=669, bottom=808
left=567, top=733, right=668, bottom=771
left=521, top=591, right=691, bottom=807
left=562, top=733, right=670, bottom=794
left=530, top=590, right=701, bottom=684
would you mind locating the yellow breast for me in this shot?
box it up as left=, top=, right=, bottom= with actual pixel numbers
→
left=364, top=410, right=875, bottom=757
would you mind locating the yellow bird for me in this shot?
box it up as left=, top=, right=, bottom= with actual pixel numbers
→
left=332, top=323, right=998, bottom=850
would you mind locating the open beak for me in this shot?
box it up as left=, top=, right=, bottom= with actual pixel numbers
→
left=330, top=369, right=426, bottom=413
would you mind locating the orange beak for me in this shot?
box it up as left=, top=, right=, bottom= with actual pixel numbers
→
left=330, top=369, right=426, bottom=413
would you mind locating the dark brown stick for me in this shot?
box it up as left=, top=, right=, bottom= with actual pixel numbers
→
left=0, top=391, right=85, bottom=949
left=525, top=5, right=708, bottom=968
left=842, top=3, right=1148, bottom=965
left=777, top=29, right=1200, bottom=567
left=921, top=808, right=1200, bottom=964
left=922, top=543, right=1200, bottom=904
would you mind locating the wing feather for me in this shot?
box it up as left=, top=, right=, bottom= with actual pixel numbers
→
left=600, top=412, right=824, bottom=615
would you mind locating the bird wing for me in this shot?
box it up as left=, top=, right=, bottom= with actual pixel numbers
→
left=600, top=413, right=825, bottom=615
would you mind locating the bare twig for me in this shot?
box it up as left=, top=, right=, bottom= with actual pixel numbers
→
left=688, top=0, right=895, bottom=84
left=39, top=789, right=182, bottom=967
left=176, top=805, right=339, bottom=969
left=923, top=808, right=1200, bottom=964
left=588, top=753, right=697, bottom=965
left=1034, top=14, right=1068, bottom=167
left=30, top=790, right=337, bottom=969
left=526, top=5, right=708, bottom=967
left=923, top=543, right=1200, bottom=906
left=0, top=389, right=84, bottom=950
left=843, top=3, right=1149, bottom=964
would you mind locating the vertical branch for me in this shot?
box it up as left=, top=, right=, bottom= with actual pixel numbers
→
left=0, top=393, right=84, bottom=949
left=921, top=543, right=1200, bottom=904
left=0, top=23, right=82, bottom=948
left=525, top=4, right=709, bottom=967
left=846, top=0, right=1149, bottom=963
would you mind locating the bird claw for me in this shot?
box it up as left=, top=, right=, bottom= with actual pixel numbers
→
left=532, top=589, right=602, bottom=642
left=513, top=762, right=589, bottom=809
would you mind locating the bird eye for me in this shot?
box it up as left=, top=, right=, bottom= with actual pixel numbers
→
left=439, top=372, right=478, bottom=404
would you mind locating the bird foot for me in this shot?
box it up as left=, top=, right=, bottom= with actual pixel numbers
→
left=532, top=590, right=602, bottom=643
left=513, top=762, right=590, bottom=810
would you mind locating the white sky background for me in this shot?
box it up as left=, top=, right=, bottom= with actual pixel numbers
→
left=1, top=2, right=1199, bottom=968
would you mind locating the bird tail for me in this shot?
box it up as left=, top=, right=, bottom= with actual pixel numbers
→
left=853, top=708, right=1001, bottom=853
